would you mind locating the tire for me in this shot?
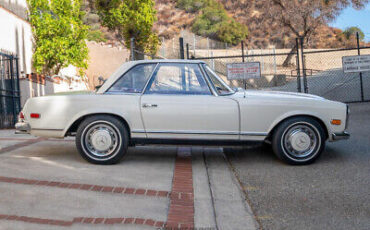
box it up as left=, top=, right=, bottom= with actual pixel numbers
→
left=76, top=115, right=129, bottom=164
left=272, top=116, right=326, bottom=165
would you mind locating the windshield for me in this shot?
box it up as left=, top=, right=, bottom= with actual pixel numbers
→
left=203, top=65, right=234, bottom=95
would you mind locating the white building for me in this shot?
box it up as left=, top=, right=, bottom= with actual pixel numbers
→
left=0, top=0, right=88, bottom=107
left=0, top=0, right=32, bottom=75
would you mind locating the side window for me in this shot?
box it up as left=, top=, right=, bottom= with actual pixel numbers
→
left=108, top=64, right=156, bottom=93
left=146, top=63, right=211, bottom=95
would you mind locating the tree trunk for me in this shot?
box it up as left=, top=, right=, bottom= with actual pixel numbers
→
left=282, top=43, right=297, bottom=67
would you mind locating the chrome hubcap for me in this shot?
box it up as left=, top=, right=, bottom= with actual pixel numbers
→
left=84, top=123, right=118, bottom=157
left=90, top=129, right=113, bottom=152
left=283, top=124, right=318, bottom=158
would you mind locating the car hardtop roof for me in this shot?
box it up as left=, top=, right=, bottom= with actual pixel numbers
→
left=97, top=59, right=206, bottom=93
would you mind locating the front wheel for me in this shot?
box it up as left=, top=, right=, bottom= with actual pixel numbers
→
left=272, top=117, right=326, bottom=165
left=76, top=115, right=128, bottom=164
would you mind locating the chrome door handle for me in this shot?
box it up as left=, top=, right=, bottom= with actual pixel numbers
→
left=142, top=103, right=158, bottom=108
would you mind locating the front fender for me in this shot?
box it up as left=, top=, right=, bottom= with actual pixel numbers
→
left=267, top=110, right=330, bottom=136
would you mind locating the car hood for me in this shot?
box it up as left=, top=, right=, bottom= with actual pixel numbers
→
left=231, top=90, right=326, bottom=101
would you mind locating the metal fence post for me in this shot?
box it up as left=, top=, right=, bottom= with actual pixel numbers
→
left=193, top=34, right=196, bottom=57
left=295, top=38, right=302, bottom=93
left=186, top=43, right=189, bottom=59
left=130, top=37, right=135, bottom=61
left=300, top=37, right=308, bottom=93
left=241, top=41, right=245, bottom=63
left=207, top=37, right=210, bottom=57
left=273, top=48, right=277, bottom=75
left=241, top=41, right=246, bottom=91
left=357, top=32, right=365, bottom=102
left=179, top=37, right=185, bottom=59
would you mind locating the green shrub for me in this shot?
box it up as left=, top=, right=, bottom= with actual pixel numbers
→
left=87, top=29, right=107, bottom=42
left=176, top=0, right=248, bottom=45
left=343, top=27, right=365, bottom=40
left=176, top=0, right=207, bottom=13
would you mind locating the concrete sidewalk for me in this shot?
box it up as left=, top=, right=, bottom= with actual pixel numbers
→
left=0, top=130, right=257, bottom=229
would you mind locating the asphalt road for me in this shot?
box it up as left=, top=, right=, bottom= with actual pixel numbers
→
left=225, top=102, right=370, bottom=230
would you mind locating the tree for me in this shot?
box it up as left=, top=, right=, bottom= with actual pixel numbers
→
left=343, top=26, right=365, bottom=40
left=95, top=0, right=160, bottom=59
left=268, top=0, right=368, bottom=66
left=177, top=0, right=248, bottom=45
left=28, top=0, right=89, bottom=76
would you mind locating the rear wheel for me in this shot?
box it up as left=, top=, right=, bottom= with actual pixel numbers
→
left=272, top=117, right=326, bottom=165
left=76, top=115, right=128, bottom=164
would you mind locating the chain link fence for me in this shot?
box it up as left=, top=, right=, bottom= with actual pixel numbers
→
left=133, top=31, right=370, bottom=103
left=303, top=47, right=370, bottom=103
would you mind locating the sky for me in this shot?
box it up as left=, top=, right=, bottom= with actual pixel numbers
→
left=330, top=3, right=370, bottom=41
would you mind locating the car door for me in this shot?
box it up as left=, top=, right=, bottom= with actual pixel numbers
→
left=140, top=63, right=239, bottom=140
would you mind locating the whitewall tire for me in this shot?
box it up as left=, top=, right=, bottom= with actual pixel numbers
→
left=272, top=117, right=326, bottom=165
left=76, top=115, right=128, bottom=164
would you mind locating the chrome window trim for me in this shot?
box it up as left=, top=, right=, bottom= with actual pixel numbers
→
left=141, top=63, right=159, bottom=95
left=199, top=64, right=219, bottom=96
left=142, top=62, right=213, bottom=96
left=104, top=63, right=159, bottom=94
left=201, top=64, right=235, bottom=96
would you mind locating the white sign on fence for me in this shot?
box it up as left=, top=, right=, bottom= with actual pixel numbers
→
left=227, top=62, right=261, bottom=80
left=342, top=55, right=370, bottom=73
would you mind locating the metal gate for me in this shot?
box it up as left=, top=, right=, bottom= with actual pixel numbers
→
left=0, top=52, right=21, bottom=129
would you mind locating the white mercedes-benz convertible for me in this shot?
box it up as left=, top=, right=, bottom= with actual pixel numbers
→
left=16, top=60, right=349, bottom=165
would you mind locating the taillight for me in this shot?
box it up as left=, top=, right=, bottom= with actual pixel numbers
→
left=30, top=113, right=40, bottom=119
left=19, top=112, right=25, bottom=119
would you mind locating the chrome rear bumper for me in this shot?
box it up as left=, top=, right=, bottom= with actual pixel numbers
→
left=331, top=132, right=350, bottom=141
left=15, top=122, right=31, bottom=134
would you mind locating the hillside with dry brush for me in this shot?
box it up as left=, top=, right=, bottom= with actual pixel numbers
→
left=154, top=0, right=367, bottom=49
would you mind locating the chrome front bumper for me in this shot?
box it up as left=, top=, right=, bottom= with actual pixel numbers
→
left=331, top=132, right=350, bottom=141
left=15, top=122, right=31, bottom=134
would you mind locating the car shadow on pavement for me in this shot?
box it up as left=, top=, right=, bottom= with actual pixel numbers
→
left=224, top=144, right=281, bottom=165
left=2, top=140, right=177, bottom=168
left=224, top=143, right=345, bottom=166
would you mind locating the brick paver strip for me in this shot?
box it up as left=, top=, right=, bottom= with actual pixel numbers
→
left=0, top=214, right=164, bottom=227
left=0, top=176, right=169, bottom=198
left=0, top=137, right=45, bottom=154
left=166, top=147, right=195, bottom=229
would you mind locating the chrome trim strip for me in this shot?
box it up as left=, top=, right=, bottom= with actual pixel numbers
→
left=146, top=130, right=238, bottom=135
left=32, top=128, right=64, bottom=131
left=132, top=130, right=146, bottom=133
left=133, top=130, right=268, bottom=136
left=240, top=132, right=269, bottom=136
